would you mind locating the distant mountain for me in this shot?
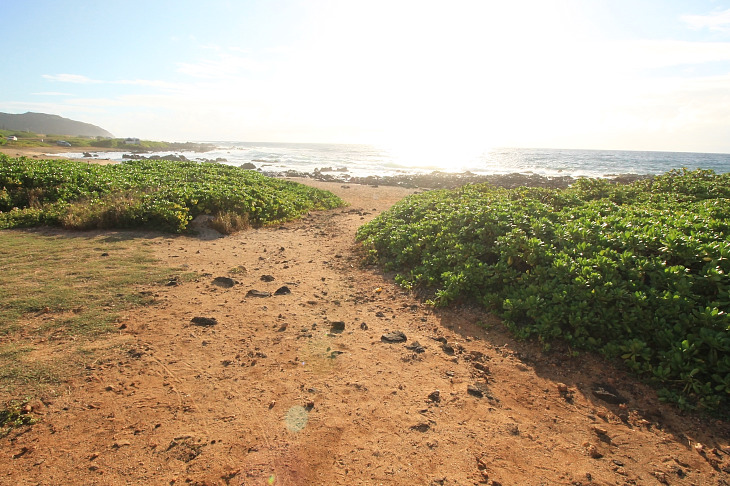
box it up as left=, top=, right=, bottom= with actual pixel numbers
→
left=0, top=112, right=114, bottom=138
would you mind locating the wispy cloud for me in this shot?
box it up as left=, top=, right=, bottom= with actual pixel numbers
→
left=42, top=73, right=101, bottom=84
left=176, top=53, right=268, bottom=79
left=41, top=73, right=184, bottom=93
left=682, top=8, right=730, bottom=32
left=31, top=91, right=73, bottom=96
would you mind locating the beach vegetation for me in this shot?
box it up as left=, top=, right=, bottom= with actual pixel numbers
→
left=0, top=155, right=345, bottom=233
left=87, top=138, right=213, bottom=151
left=357, top=169, right=730, bottom=413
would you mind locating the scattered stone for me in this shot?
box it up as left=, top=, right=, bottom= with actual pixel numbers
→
left=473, top=362, right=490, bottom=373
left=591, top=383, right=627, bottom=404
left=191, top=316, right=218, bottom=327
left=405, top=341, right=426, bottom=353
left=592, top=425, right=609, bottom=436
left=557, top=383, right=569, bottom=393
left=212, top=276, right=236, bottom=288
left=381, top=331, right=407, bottom=343
left=586, top=443, right=603, bottom=459
left=410, top=422, right=431, bottom=432
left=652, top=471, right=669, bottom=484
left=441, top=343, right=455, bottom=355
left=428, top=390, right=441, bottom=403
left=360, top=322, right=369, bottom=330
left=274, top=286, right=291, bottom=296
left=468, top=350, right=487, bottom=361
left=112, top=440, right=132, bottom=448
left=330, top=321, right=346, bottom=333
left=467, top=384, right=485, bottom=398
left=260, top=275, right=275, bottom=282
left=100, top=252, right=109, bottom=257
left=246, top=290, right=271, bottom=298
left=12, top=446, right=31, bottom=459
left=375, top=311, right=386, bottom=318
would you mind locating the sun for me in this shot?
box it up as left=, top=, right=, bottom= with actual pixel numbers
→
left=378, top=132, right=492, bottom=173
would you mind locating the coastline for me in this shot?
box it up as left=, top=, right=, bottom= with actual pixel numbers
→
left=267, top=168, right=652, bottom=190
left=0, top=145, right=653, bottom=190
left=0, top=145, right=121, bottom=164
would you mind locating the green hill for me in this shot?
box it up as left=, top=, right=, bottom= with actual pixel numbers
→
left=0, top=112, right=113, bottom=138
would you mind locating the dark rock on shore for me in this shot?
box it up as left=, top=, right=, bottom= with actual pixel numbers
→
left=274, top=286, right=291, bottom=295
left=405, top=341, right=426, bottom=353
left=264, top=168, right=652, bottom=190
left=191, top=316, right=218, bottom=327
left=122, top=153, right=190, bottom=162
left=330, top=321, right=346, bottom=333
left=212, top=276, right=236, bottom=288
left=591, top=383, right=628, bottom=404
left=246, top=289, right=271, bottom=298
left=381, top=331, right=407, bottom=343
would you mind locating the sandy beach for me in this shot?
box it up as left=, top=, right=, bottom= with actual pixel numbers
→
left=0, top=151, right=728, bottom=485
left=0, top=145, right=121, bottom=164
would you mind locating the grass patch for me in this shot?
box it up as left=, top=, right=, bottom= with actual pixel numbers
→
left=0, top=398, right=38, bottom=438
left=0, top=229, right=194, bottom=398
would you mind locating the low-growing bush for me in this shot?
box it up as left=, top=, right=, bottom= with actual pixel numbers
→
left=0, top=156, right=344, bottom=232
left=357, top=169, right=730, bottom=413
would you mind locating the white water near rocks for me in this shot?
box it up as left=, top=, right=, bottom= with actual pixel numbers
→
left=67, top=142, right=730, bottom=179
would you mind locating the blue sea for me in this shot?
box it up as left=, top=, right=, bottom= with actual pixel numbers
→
left=67, top=142, right=730, bottom=179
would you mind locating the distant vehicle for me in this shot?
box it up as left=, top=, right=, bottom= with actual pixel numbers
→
left=56, top=140, right=72, bottom=147
left=6, top=136, right=17, bottom=141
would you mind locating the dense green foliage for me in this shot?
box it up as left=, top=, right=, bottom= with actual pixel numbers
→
left=0, top=155, right=344, bottom=232
left=357, top=169, right=730, bottom=412
left=87, top=138, right=212, bottom=151
left=0, top=132, right=211, bottom=150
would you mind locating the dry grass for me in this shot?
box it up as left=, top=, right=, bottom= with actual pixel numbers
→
left=0, top=229, right=194, bottom=399
left=208, top=211, right=250, bottom=234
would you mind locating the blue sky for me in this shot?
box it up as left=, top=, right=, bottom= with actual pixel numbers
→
left=3, top=0, right=730, bottom=153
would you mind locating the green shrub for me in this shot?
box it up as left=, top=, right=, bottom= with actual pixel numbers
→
left=357, top=169, right=730, bottom=413
left=0, top=155, right=344, bottom=232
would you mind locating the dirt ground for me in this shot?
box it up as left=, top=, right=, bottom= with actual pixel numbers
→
left=0, top=156, right=729, bottom=485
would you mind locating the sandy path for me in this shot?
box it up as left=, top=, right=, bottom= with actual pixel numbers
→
left=1, top=178, right=728, bottom=485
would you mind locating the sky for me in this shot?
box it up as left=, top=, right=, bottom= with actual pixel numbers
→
left=3, top=0, right=730, bottom=153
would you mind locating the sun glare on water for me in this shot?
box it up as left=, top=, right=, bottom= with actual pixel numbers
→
left=379, top=137, right=491, bottom=173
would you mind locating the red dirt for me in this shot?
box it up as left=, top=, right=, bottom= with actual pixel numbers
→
left=1, top=179, right=729, bottom=485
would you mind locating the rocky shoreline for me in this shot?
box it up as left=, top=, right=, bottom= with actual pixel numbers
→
left=114, top=153, right=656, bottom=190
left=266, top=168, right=653, bottom=190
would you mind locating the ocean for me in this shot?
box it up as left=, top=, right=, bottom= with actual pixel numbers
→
left=67, top=142, right=730, bottom=179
